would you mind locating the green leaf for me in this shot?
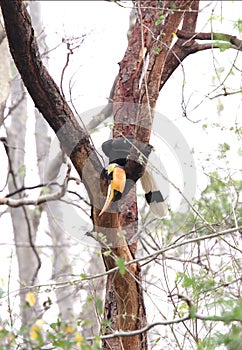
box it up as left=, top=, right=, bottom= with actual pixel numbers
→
left=234, top=18, right=242, bottom=32
left=218, top=142, right=230, bottom=159
left=40, top=187, right=51, bottom=195
left=102, top=249, right=112, bottom=257
left=182, top=274, right=195, bottom=288
left=80, top=273, right=88, bottom=280
left=50, top=322, right=57, bottom=330
left=153, top=47, right=160, bottom=55
left=115, top=257, right=126, bottom=275
left=155, top=11, right=165, bottom=26
left=189, top=305, right=197, bottom=319
left=155, top=17, right=164, bottom=26
left=170, top=2, right=177, bottom=9
left=95, top=298, right=103, bottom=315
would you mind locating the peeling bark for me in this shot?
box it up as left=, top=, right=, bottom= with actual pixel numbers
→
left=102, top=1, right=194, bottom=349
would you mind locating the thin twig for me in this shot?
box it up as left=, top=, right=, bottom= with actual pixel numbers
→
left=0, top=164, right=72, bottom=207
left=8, top=224, right=242, bottom=295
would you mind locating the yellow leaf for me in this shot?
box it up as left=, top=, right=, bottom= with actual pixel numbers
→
left=8, top=332, right=14, bottom=341
left=172, top=32, right=178, bottom=39
left=65, top=325, right=74, bottom=334
left=25, top=292, right=36, bottom=307
left=30, top=325, right=41, bottom=340
left=74, top=333, right=84, bottom=343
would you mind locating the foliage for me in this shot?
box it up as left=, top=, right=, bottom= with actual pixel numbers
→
left=0, top=315, right=102, bottom=350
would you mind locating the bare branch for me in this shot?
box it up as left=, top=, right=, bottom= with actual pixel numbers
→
left=5, top=182, right=60, bottom=198
left=208, top=88, right=242, bottom=99
left=85, top=75, right=118, bottom=131
left=60, top=35, right=86, bottom=99
left=87, top=315, right=190, bottom=340
left=84, top=290, right=242, bottom=341
left=37, top=225, right=242, bottom=285
left=7, top=251, right=14, bottom=328
left=160, top=0, right=199, bottom=89
left=3, top=88, right=26, bottom=121
left=22, top=205, right=41, bottom=285
left=177, top=29, right=242, bottom=51
left=0, top=164, right=71, bottom=208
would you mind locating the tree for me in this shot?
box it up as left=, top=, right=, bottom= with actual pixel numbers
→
left=0, top=1, right=242, bottom=349
left=0, top=1, right=76, bottom=327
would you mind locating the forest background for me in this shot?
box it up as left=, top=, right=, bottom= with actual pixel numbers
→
left=0, top=1, right=242, bottom=349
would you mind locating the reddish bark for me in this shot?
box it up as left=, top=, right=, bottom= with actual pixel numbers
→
left=102, top=1, right=195, bottom=349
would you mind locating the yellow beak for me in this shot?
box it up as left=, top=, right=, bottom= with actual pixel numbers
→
left=99, top=164, right=126, bottom=216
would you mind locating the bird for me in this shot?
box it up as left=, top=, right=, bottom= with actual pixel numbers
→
left=99, top=162, right=167, bottom=218
left=100, top=137, right=168, bottom=218
left=99, top=163, right=126, bottom=216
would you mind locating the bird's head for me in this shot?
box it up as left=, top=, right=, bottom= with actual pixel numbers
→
left=107, top=163, right=120, bottom=174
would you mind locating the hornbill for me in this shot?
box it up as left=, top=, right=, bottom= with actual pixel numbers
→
left=99, top=137, right=167, bottom=217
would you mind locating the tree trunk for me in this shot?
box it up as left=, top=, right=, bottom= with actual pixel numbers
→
left=30, top=1, right=75, bottom=321
left=6, top=77, right=40, bottom=324
left=101, top=1, right=194, bottom=349
left=0, top=10, right=10, bottom=124
left=1, top=7, right=40, bottom=325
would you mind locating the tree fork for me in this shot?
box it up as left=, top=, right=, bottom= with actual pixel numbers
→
left=102, top=1, right=195, bottom=349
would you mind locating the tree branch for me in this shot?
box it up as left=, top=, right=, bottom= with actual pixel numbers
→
left=93, top=225, right=242, bottom=281
left=160, top=0, right=199, bottom=89
left=177, top=29, right=242, bottom=51
left=160, top=21, right=242, bottom=89
left=77, top=5, right=242, bottom=130
left=0, top=0, right=102, bottom=204
left=87, top=316, right=190, bottom=340
left=5, top=182, right=60, bottom=198
left=0, top=164, right=71, bottom=208
left=86, top=306, right=242, bottom=341
left=86, top=75, right=118, bottom=131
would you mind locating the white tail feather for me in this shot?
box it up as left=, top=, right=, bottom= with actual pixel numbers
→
left=149, top=201, right=167, bottom=218
left=140, top=167, right=167, bottom=217
left=140, top=166, right=156, bottom=193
